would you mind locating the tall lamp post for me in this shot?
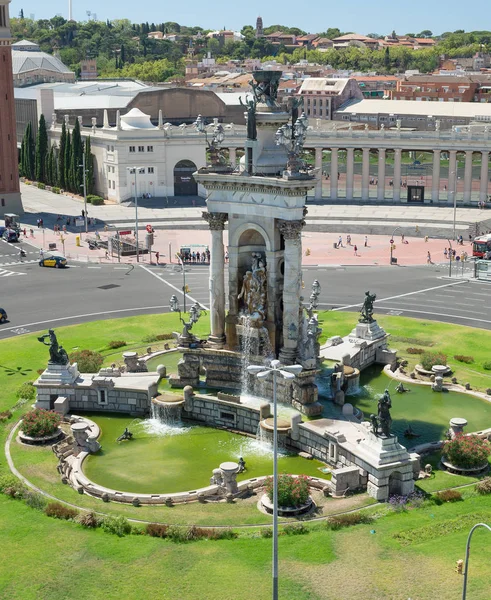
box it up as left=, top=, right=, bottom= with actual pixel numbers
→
left=247, top=359, right=303, bottom=600
left=79, top=153, right=88, bottom=234
left=462, top=522, right=491, bottom=599
left=451, top=169, right=458, bottom=241
left=127, top=167, right=145, bottom=262
left=389, top=226, right=401, bottom=265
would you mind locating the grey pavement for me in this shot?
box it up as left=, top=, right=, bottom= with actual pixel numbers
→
left=17, top=183, right=491, bottom=236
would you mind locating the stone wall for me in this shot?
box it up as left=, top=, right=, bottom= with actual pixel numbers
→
left=183, top=393, right=265, bottom=436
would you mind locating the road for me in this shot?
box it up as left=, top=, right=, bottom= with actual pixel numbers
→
left=1, top=237, right=490, bottom=340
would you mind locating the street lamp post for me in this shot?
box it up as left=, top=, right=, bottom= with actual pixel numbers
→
left=451, top=169, right=458, bottom=241
left=127, top=167, right=145, bottom=262
left=462, top=522, right=491, bottom=599
left=79, top=153, right=88, bottom=234
left=389, top=226, right=401, bottom=265
left=247, top=359, right=303, bottom=600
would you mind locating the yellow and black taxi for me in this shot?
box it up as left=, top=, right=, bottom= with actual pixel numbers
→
left=39, top=253, right=68, bottom=268
left=0, top=307, right=7, bottom=323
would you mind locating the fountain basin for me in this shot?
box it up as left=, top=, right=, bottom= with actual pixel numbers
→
left=260, top=493, right=314, bottom=516
left=152, top=394, right=185, bottom=407
left=343, top=365, right=360, bottom=395
left=259, top=417, right=291, bottom=433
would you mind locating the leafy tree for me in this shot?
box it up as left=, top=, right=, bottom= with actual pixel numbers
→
left=22, top=121, right=34, bottom=180
left=83, top=136, right=94, bottom=195
left=417, top=30, right=433, bottom=38
left=58, top=121, right=66, bottom=189
left=69, top=119, right=83, bottom=194
left=35, top=114, right=48, bottom=183
left=384, top=46, right=391, bottom=70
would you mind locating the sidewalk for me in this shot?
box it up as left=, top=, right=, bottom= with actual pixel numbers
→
left=15, top=183, right=478, bottom=267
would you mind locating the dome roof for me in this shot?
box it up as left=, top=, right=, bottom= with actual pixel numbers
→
left=120, top=108, right=156, bottom=130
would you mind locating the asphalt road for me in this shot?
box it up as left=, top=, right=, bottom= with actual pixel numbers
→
left=1, top=238, right=490, bottom=340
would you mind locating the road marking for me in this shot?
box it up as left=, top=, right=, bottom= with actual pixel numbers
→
left=138, top=264, right=209, bottom=310
left=333, top=280, right=468, bottom=312
left=376, top=301, right=484, bottom=316
left=376, top=306, right=491, bottom=325
left=87, top=266, right=101, bottom=269
left=11, top=327, right=30, bottom=335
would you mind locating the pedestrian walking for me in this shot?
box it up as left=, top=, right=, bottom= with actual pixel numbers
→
left=444, top=248, right=448, bottom=259
left=364, top=235, right=368, bottom=247
left=424, top=236, right=429, bottom=243
left=338, top=235, right=343, bottom=248
left=354, top=244, right=358, bottom=256
left=225, top=251, right=229, bottom=263
left=155, top=251, right=159, bottom=264
left=427, top=251, right=432, bottom=265
left=30, top=228, right=34, bottom=237
left=346, top=234, right=351, bottom=245
left=401, top=234, right=405, bottom=243
left=105, top=250, right=109, bottom=260
left=39, top=248, right=44, bottom=259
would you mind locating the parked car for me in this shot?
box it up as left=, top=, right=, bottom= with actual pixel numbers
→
left=0, top=307, right=7, bottom=323
left=39, top=253, right=67, bottom=268
left=2, top=228, right=19, bottom=243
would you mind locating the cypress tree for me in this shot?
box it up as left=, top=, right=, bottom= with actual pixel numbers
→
left=58, top=121, right=67, bottom=189
left=384, top=47, right=391, bottom=71
left=35, top=114, right=48, bottom=183
left=70, top=119, right=83, bottom=194
left=23, top=121, right=34, bottom=180
left=46, top=145, right=55, bottom=186
left=84, top=136, right=95, bottom=195
left=64, top=130, right=71, bottom=191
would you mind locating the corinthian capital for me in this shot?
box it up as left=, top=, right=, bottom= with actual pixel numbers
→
left=278, top=220, right=304, bottom=241
left=202, top=212, right=228, bottom=230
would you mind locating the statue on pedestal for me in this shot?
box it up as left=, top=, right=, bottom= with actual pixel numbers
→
left=238, top=252, right=267, bottom=321
left=359, top=291, right=376, bottom=323
left=37, top=329, right=69, bottom=365
left=377, top=389, right=392, bottom=437
left=240, top=96, right=257, bottom=141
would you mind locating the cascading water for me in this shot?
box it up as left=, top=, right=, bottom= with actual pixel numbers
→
left=144, top=398, right=186, bottom=436
left=240, top=315, right=254, bottom=395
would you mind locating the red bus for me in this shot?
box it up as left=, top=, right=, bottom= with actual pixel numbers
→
left=473, top=234, right=491, bottom=258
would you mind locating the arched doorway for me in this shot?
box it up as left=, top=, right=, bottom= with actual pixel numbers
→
left=174, top=160, right=197, bottom=196
left=388, top=471, right=403, bottom=496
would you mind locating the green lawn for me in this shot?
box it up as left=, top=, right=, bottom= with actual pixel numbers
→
left=2, top=312, right=491, bottom=598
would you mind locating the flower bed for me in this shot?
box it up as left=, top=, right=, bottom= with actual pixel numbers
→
left=442, top=434, right=491, bottom=472
left=264, top=474, right=310, bottom=508
left=21, top=409, right=61, bottom=438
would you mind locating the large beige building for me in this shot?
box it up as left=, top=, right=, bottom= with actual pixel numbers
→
left=12, top=40, right=75, bottom=87
left=298, top=78, right=363, bottom=120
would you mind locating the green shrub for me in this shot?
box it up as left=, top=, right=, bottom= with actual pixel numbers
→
left=76, top=512, right=100, bottom=528
left=142, top=334, right=158, bottom=343
left=166, top=525, right=191, bottom=543
left=37, top=182, right=46, bottom=190
left=69, top=349, right=104, bottom=373
left=155, top=333, right=174, bottom=341
left=16, top=381, right=36, bottom=400
left=453, top=355, right=474, bottom=364
left=260, top=528, right=273, bottom=538
left=87, top=195, right=104, bottom=205
left=326, top=512, right=374, bottom=530
left=101, top=515, right=131, bottom=537
left=443, top=434, right=491, bottom=469
left=21, top=409, right=61, bottom=437
left=108, top=340, right=127, bottom=349
left=434, top=489, right=463, bottom=504
left=483, top=361, right=491, bottom=371
left=264, top=474, right=310, bottom=508
left=476, top=477, right=491, bottom=495
left=282, top=523, right=309, bottom=535
left=406, top=347, right=425, bottom=355
left=45, top=502, right=78, bottom=520
left=421, top=351, right=447, bottom=371
left=0, top=410, right=12, bottom=422
left=0, top=474, right=21, bottom=493
left=146, top=523, right=169, bottom=538
left=24, top=491, right=48, bottom=510
left=52, top=187, right=60, bottom=194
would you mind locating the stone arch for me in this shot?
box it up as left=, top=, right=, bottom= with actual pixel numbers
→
left=388, top=470, right=403, bottom=496
left=231, top=222, right=272, bottom=252
left=174, top=160, right=197, bottom=196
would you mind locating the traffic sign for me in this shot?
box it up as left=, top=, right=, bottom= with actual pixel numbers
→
left=119, top=230, right=131, bottom=236
left=389, top=239, right=394, bottom=244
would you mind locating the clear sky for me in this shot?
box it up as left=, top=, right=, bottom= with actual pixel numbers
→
left=11, top=0, right=487, bottom=36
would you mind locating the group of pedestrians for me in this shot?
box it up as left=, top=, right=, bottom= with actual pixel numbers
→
left=335, top=234, right=368, bottom=255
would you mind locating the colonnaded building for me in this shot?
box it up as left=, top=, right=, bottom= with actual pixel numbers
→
left=20, top=75, right=491, bottom=205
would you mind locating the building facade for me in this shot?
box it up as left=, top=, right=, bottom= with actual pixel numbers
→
left=298, top=78, right=363, bottom=120
left=0, top=0, right=23, bottom=217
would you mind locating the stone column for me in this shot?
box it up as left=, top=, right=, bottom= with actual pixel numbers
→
left=463, top=150, right=473, bottom=204
left=448, top=151, right=457, bottom=205
left=346, top=147, right=354, bottom=200
left=361, top=148, right=370, bottom=201
left=432, top=150, right=441, bottom=202
left=278, top=220, right=303, bottom=365
left=377, top=148, right=386, bottom=201
left=480, top=151, right=489, bottom=204
left=229, top=147, right=237, bottom=168
left=314, top=147, right=323, bottom=200
left=330, top=148, right=338, bottom=199
left=202, top=212, right=228, bottom=348
left=393, top=149, right=402, bottom=202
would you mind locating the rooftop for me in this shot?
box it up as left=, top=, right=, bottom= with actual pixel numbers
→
left=336, top=98, right=491, bottom=118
